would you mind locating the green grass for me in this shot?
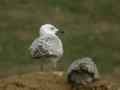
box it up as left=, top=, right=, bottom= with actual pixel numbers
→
left=0, top=0, right=119, bottom=75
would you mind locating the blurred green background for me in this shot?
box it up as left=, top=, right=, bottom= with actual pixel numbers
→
left=0, top=0, right=119, bottom=76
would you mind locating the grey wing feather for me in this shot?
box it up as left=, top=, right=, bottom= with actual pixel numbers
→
left=29, top=38, right=49, bottom=58
left=67, top=58, right=100, bottom=79
left=79, top=58, right=100, bottom=79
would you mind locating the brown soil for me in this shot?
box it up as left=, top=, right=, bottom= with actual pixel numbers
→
left=0, top=72, right=71, bottom=90
left=0, top=72, right=118, bottom=90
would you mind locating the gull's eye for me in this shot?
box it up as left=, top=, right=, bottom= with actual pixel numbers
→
left=50, top=27, right=55, bottom=30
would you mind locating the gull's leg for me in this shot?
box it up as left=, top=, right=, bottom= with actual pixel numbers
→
left=52, top=61, right=57, bottom=71
left=40, top=58, right=47, bottom=72
left=42, top=61, right=48, bottom=72
left=42, top=58, right=53, bottom=72
left=52, top=59, right=57, bottom=69
left=41, top=57, right=59, bottom=72
left=51, top=57, right=59, bottom=71
left=40, top=62, right=44, bottom=71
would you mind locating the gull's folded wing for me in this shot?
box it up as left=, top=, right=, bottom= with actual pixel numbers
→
left=29, top=38, right=50, bottom=58
left=29, top=35, right=63, bottom=58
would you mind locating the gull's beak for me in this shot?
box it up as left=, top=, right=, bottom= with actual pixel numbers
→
left=57, top=29, right=64, bottom=34
left=56, top=30, right=64, bottom=36
left=59, top=30, right=64, bottom=34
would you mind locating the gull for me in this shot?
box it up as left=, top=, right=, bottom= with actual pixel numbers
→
left=29, top=24, right=64, bottom=71
left=67, top=57, right=100, bottom=89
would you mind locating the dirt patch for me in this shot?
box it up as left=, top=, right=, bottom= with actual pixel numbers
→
left=0, top=72, right=118, bottom=90
left=0, top=72, right=71, bottom=90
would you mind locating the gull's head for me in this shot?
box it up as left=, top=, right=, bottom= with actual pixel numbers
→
left=39, top=24, right=59, bottom=36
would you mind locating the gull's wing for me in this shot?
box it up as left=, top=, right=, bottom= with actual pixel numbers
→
left=67, top=58, right=100, bottom=79
left=29, top=37, right=50, bottom=58
left=29, top=35, right=63, bottom=58
left=40, top=35, right=63, bottom=57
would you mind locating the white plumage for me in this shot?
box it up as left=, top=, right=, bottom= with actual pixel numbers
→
left=29, top=24, right=63, bottom=70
